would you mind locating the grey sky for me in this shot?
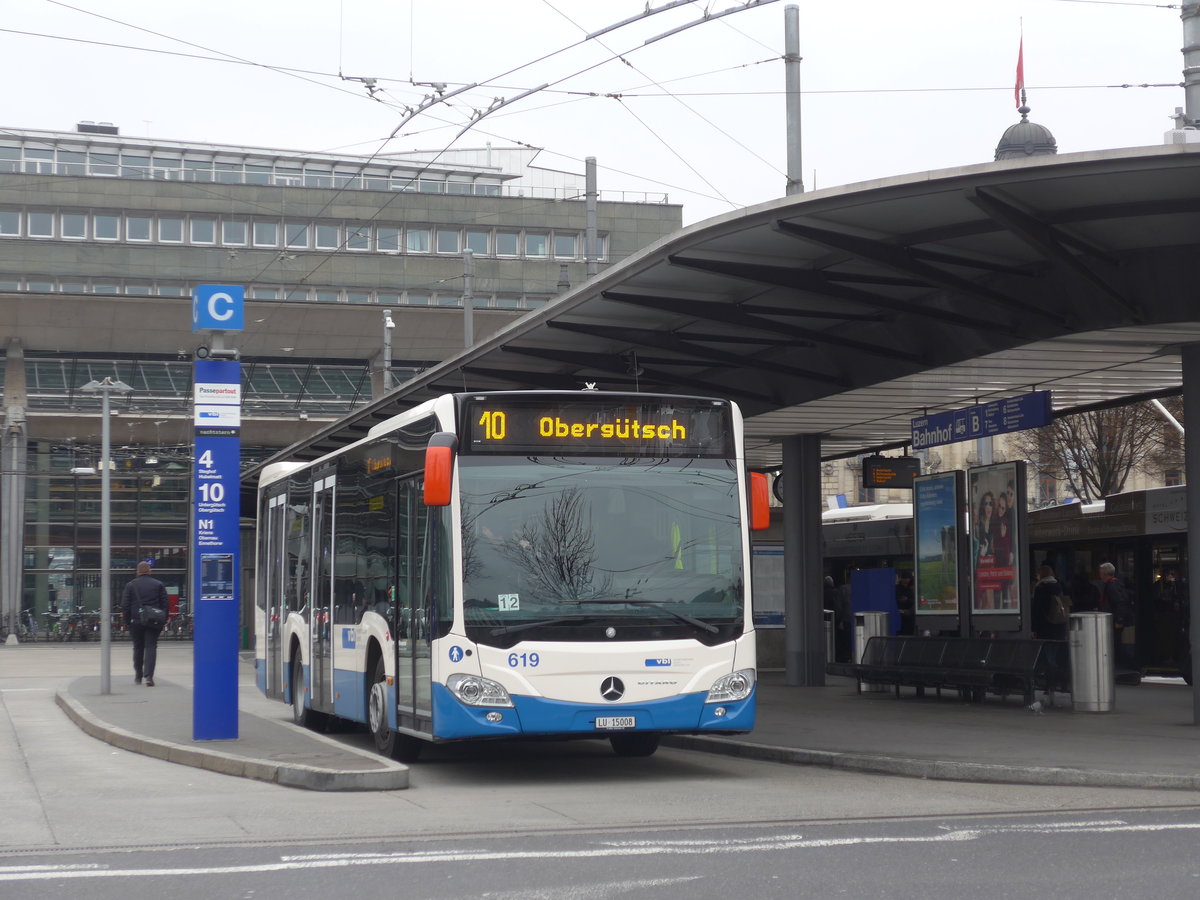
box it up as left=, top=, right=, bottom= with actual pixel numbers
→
left=2, top=0, right=1186, bottom=223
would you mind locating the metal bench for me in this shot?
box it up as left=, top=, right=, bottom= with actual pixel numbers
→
left=852, top=636, right=1053, bottom=705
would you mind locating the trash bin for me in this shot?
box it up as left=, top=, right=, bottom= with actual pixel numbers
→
left=1069, top=611, right=1114, bottom=712
left=823, top=609, right=835, bottom=663
left=855, top=610, right=890, bottom=693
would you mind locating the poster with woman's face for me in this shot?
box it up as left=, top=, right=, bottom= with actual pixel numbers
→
left=968, top=462, right=1021, bottom=614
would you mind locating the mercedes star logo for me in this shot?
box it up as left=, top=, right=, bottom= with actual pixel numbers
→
left=600, top=676, right=625, bottom=701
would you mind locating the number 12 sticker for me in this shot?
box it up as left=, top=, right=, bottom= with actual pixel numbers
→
left=498, top=593, right=520, bottom=611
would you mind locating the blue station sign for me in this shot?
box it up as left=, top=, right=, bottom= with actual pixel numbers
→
left=192, top=358, right=240, bottom=741
left=192, top=284, right=245, bottom=333
left=911, top=391, right=1053, bottom=450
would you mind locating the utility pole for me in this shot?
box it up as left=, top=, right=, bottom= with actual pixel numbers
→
left=585, top=157, right=598, bottom=279
left=784, top=4, right=804, bottom=195
left=80, top=376, right=132, bottom=694
left=463, top=250, right=475, bottom=348
left=382, top=309, right=394, bottom=393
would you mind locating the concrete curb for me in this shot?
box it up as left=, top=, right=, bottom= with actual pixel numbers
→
left=662, top=735, right=1200, bottom=792
left=55, top=690, right=409, bottom=792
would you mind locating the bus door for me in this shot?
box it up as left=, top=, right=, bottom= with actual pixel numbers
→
left=395, top=477, right=435, bottom=733
left=263, top=491, right=288, bottom=699
left=310, top=472, right=336, bottom=713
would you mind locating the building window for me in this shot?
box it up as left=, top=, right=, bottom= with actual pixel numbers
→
left=436, top=229, right=460, bottom=253
left=315, top=290, right=340, bottom=303
left=406, top=292, right=430, bottom=306
left=249, top=286, right=281, bottom=300
left=93, top=215, right=120, bottom=240
left=406, top=228, right=430, bottom=253
left=284, top=223, right=309, bottom=249
left=158, top=218, right=184, bottom=243
left=221, top=220, right=247, bottom=245
left=496, top=232, right=519, bottom=256
left=525, top=233, right=548, bottom=257
left=0, top=210, right=18, bottom=235
left=1166, top=469, right=1183, bottom=486
left=88, top=152, right=118, bottom=176
left=377, top=227, right=400, bottom=252
left=315, top=224, right=339, bottom=249
left=28, top=212, right=54, bottom=237
left=465, top=230, right=489, bottom=255
left=554, top=233, right=577, bottom=258
left=253, top=221, right=279, bottom=247
left=57, top=151, right=86, bottom=176
left=61, top=213, right=87, bottom=239
left=346, top=226, right=370, bottom=251
left=345, top=291, right=371, bottom=304
left=127, top=216, right=152, bottom=241
left=191, top=218, right=216, bottom=244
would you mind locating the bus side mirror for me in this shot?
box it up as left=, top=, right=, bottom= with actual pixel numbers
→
left=424, top=433, right=458, bottom=507
left=749, top=471, right=770, bottom=531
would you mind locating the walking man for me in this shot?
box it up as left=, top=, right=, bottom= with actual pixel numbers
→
left=121, top=561, right=169, bottom=686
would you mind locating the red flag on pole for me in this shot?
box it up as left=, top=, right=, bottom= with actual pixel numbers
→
left=1014, top=36, right=1025, bottom=108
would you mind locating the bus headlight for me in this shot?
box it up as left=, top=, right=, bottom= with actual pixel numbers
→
left=447, top=673, right=514, bottom=708
left=706, top=668, right=755, bottom=703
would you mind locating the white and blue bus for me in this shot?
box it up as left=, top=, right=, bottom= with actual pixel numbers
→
left=255, top=390, right=769, bottom=760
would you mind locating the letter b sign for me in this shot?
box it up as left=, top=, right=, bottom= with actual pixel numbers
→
left=192, top=284, right=245, bottom=333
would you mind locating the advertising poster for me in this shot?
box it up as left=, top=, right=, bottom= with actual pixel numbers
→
left=914, top=472, right=960, bottom=615
left=968, top=461, right=1022, bottom=614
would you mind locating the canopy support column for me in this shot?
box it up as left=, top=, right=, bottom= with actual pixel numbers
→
left=782, top=434, right=825, bottom=686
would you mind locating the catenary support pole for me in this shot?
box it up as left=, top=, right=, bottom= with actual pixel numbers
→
left=1183, top=1, right=1200, bottom=126
left=784, top=5, right=804, bottom=195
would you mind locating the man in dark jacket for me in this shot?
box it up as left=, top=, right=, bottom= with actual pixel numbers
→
left=1099, top=562, right=1137, bottom=671
left=121, top=561, right=169, bottom=686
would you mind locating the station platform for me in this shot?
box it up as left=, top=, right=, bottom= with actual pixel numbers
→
left=40, top=647, right=1200, bottom=792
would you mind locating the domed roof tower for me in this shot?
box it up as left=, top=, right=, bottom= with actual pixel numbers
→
left=996, top=89, right=1058, bottom=160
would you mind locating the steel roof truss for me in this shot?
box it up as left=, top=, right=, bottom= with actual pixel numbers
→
left=602, top=290, right=924, bottom=364
left=667, top=252, right=1022, bottom=338
left=968, top=186, right=1142, bottom=321
left=546, top=319, right=850, bottom=388
left=773, top=219, right=1070, bottom=327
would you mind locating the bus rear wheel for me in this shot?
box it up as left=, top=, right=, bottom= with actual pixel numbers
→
left=369, top=657, right=423, bottom=762
left=610, top=733, right=660, bottom=757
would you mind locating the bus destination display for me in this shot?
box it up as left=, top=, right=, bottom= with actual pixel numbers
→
left=462, top=396, right=731, bottom=457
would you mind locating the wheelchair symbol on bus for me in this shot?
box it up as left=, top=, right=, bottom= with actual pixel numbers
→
left=448, top=645, right=464, bottom=663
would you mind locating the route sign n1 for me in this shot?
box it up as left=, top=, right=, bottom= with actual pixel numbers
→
left=911, top=391, right=1052, bottom=450
left=192, top=358, right=240, bottom=741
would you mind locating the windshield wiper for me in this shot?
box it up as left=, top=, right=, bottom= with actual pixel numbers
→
left=486, top=615, right=593, bottom=636
left=573, top=598, right=719, bottom=634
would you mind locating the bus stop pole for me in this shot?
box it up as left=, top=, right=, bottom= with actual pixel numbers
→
left=1182, top=344, right=1200, bottom=724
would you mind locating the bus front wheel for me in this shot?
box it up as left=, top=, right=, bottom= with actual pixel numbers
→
left=610, top=733, right=660, bottom=757
left=369, top=657, right=423, bottom=762
left=291, top=656, right=311, bottom=727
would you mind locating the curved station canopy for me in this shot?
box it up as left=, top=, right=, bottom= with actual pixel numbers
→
left=253, top=143, right=1200, bottom=477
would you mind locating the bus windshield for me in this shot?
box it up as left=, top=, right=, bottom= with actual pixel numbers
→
left=459, top=456, right=745, bottom=647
